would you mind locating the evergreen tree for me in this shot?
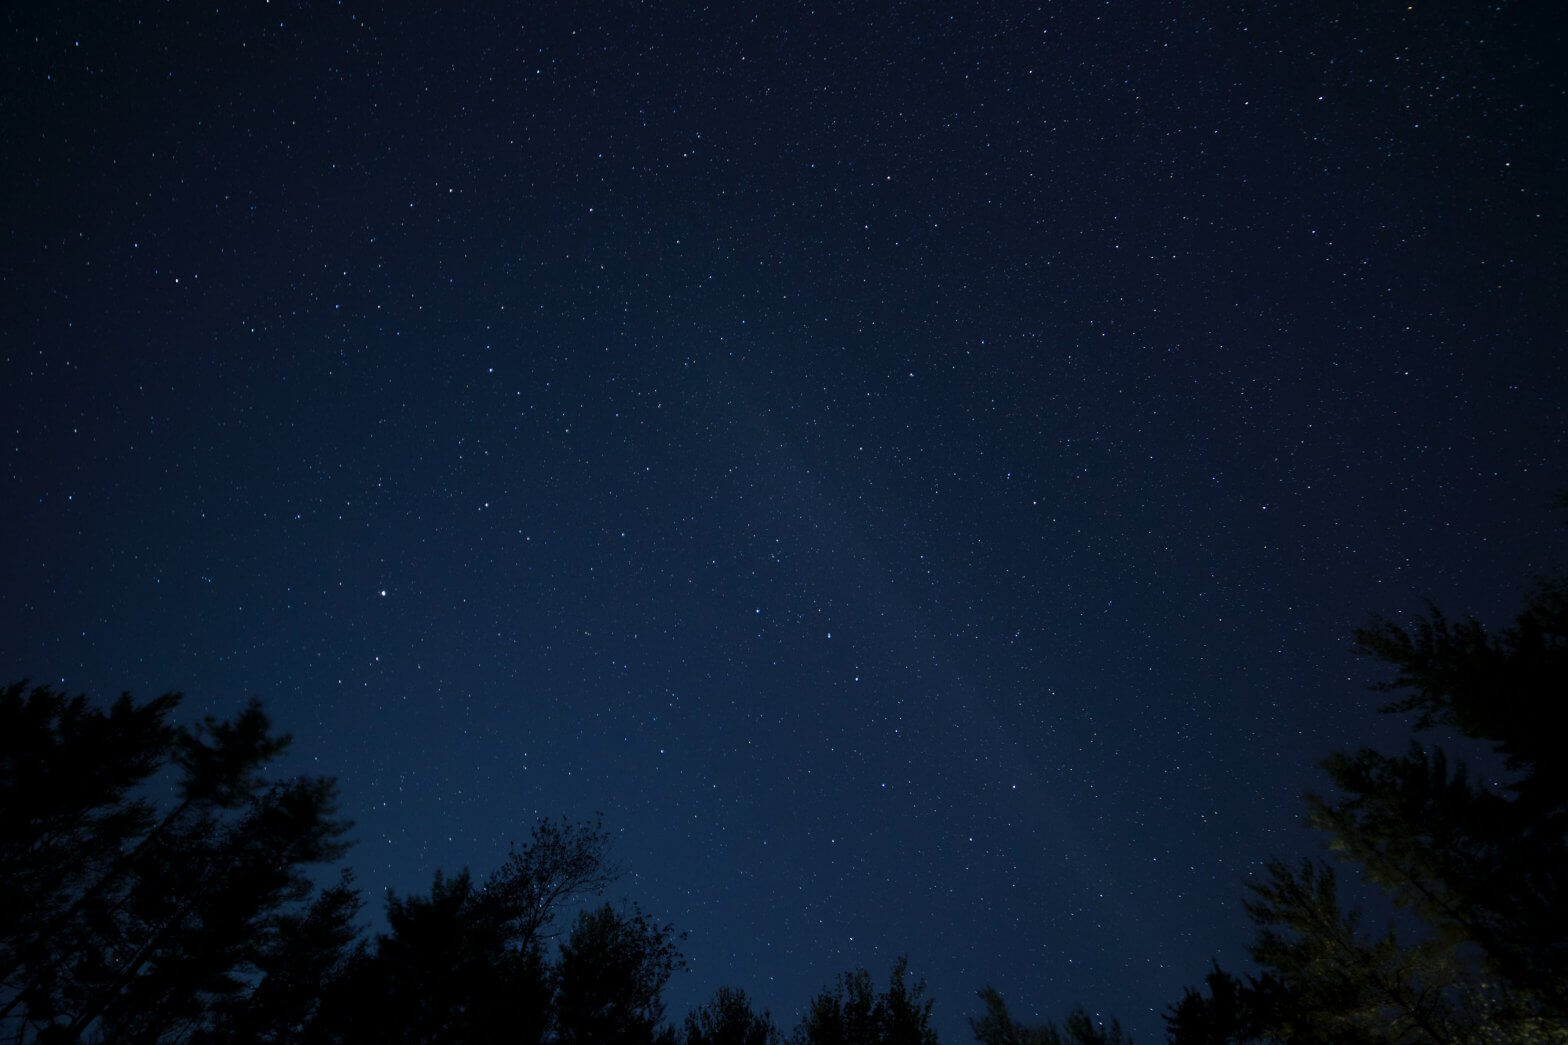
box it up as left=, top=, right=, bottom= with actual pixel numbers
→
left=0, top=682, right=182, bottom=1012
left=198, top=871, right=362, bottom=1043
left=1318, top=577, right=1568, bottom=1017
left=0, top=685, right=353, bottom=1043
left=1167, top=574, right=1568, bottom=1044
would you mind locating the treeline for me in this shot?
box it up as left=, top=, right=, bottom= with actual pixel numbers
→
left=2, top=575, right=1564, bottom=1043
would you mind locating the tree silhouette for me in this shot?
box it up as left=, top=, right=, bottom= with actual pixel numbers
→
left=553, top=902, right=685, bottom=1044
left=1, top=683, right=181, bottom=1010
left=682, top=986, right=781, bottom=1045
left=312, top=867, right=550, bottom=1044
left=197, top=871, right=362, bottom=1043
left=791, top=956, right=938, bottom=1045
left=1321, top=578, right=1568, bottom=1013
left=968, top=986, right=1129, bottom=1045
left=1167, top=574, right=1568, bottom=1043
left=489, top=815, right=624, bottom=952
left=309, top=814, right=639, bottom=1044
left=0, top=685, right=352, bottom=1043
left=1164, top=962, right=1292, bottom=1045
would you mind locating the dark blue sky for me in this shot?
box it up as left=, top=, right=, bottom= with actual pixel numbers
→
left=3, top=2, right=1563, bottom=1039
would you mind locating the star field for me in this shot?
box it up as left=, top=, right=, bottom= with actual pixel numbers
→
left=2, top=3, right=1563, bottom=1040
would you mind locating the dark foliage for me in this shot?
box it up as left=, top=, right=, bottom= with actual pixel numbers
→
left=0, top=683, right=182, bottom=1003
left=792, top=956, right=939, bottom=1045
left=310, top=816, right=623, bottom=1044
left=0, top=685, right=352, bottom=1043
left=311, top=868, right=550, bottom=1045
left=308, top=813, right=687, bottom=1045
left=1329, top=578, right=1568, bottom=1012
left=11, top=566, right=1560, bottom=1043
left=683, top=986, right=782, bottom=1045
left=1164, top=963, right=1290, bottom=1045
left=554, top=902, right=686, bottom=1044
left=197, top=872, right=363, bottom=1044
left=1168, top=574, right=1568, bottom=1043
left=969, top=986, right=1129, bottom=1045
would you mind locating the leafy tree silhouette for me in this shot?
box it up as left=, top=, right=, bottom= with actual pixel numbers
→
left=682, top=986, right=781, bottom=1045
left=554, top=902, right=685, bottom=1044
left=312, top=867, right=551, bottom=1044
left=968, top=986, right=1130, bottom=1045
left=309, top=814, right=655, bottom=1044
left=791, top=956, right=938, bottom=1045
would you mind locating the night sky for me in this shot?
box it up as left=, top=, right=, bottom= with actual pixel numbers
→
left=2, top=2, right=1563, bottom=1040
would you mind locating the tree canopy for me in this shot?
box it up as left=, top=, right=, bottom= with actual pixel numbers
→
left=1167, top=575, right=1568, bottom=1043
left=0, top=684, right=351, bottom=1043
left=791, top=956, right=939, bottom=1045
left=3, top=567, right=1564, bottom=1042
